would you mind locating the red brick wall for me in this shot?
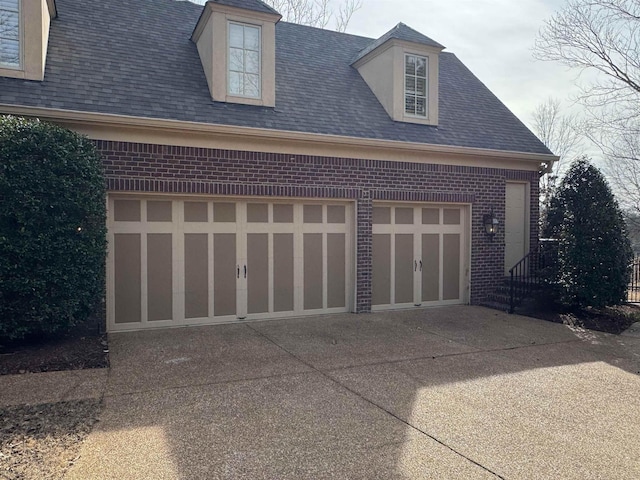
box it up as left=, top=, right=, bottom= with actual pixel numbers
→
left=96, top=140, right=540, bottom=311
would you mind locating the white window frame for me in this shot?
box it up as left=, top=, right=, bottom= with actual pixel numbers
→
left=227, top=21, right=262, bottom=99
left=404, top=53, right=428, bottom=118
left=0, top=0, right=21, bottom=69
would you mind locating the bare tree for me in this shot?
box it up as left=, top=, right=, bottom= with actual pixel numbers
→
left=531, top=97, right=584, bottom=229
left=189, top=0, right=362, bottom=32
left=534, top=0, right=640, bottom=225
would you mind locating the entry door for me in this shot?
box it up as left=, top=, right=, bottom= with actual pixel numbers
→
left=505, top=183, right=528, bottom=274
left=372, top=204, right=468, bottom=310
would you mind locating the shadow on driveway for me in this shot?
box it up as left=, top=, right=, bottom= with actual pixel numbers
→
left=67, top=306, right=640, bottom=479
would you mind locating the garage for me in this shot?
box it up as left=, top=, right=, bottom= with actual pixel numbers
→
left=372, top=203, right=470, bottom=310
left=107, top=196, right=354, bottom=331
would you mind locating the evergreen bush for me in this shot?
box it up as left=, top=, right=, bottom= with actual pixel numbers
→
left=544, top=157, right=632, bottom=307
left=0, top=116, right=107, bottom=341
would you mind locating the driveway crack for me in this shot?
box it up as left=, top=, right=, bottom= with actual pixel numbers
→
left=245, top=323, right=506, bottom=479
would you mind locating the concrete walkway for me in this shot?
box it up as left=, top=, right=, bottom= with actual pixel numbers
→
left=6, top=306, right=639, bottom=479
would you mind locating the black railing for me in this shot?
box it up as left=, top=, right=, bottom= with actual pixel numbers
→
left=509, top=239, right=558, bottom=313
left=628, top=256, right=640, bottom=303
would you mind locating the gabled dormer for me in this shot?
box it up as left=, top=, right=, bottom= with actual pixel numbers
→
left=0, top=0, right=57, bottom=81
left=192, top=0, right=281, bottom=107
left=352, top=23, right=444, bottom=126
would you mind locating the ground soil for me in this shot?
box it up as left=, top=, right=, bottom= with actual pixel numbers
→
left=0, top=325, right=109, bottom=376
left=0, top=323, right=108, bottom=479
left=0, top=399, right=102, bottom=480
left=522, top=302, right=640, bottom=334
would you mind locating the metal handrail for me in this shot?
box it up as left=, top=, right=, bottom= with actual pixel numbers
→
left=508, top=240, right=558, bottom=313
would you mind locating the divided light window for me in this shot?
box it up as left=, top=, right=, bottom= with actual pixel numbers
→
left=228, top=22, right=261, bottom=99
left=405, top=54, right=428, bottom=117
left=0, top=0, right=20, bottom=67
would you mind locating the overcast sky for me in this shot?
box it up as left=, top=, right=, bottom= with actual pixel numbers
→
left=346, top=0, right=580, bottom=131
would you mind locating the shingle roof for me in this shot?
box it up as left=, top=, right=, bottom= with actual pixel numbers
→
left=352, top=23, right=445, bottom=64
left=0, top=0, right=552, bottom=156
left=207, top=0, right=279, bottom=16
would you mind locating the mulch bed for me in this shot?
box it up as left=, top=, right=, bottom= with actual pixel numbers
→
left=0, top=324, right=109, bottom=479
left=0, top=399, right=102, bottom=480
left=0, top=325, right=109, bottom=376
left=521, top=303, right=640, bottom=335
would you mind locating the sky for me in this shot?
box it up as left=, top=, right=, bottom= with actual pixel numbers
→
left=345, top=0, right=582, bottom=132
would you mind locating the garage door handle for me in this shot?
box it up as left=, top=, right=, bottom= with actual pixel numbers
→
left=244, top=265, right=247, bottom=278
left=414, top=260, right=417, bottom=271
left=237, top=265, right=240, bottom=279
left=420, top=260, right=423, bottom=271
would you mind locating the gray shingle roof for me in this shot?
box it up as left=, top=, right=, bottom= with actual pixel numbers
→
left=0, top=0, right=552, bottom=156
left=206, top=0, right=279, bottom=16
left=352, top=23, right=445, bottom=64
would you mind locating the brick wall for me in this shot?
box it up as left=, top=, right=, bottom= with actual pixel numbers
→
left=96, top=140, right=540, bottom=311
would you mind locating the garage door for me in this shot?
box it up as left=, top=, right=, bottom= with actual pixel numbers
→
left=372, top=204, right=469, bottom=310
left=107, top=196, right=353, bottom=331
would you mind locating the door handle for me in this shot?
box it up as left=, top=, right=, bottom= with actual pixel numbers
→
left=414, top=260, right=417, bottom=271
left=420, top=260, right=423, bottom=271
left=244, top=265, right=247, bottom=278
left=237, top=265, right=240, bottom=279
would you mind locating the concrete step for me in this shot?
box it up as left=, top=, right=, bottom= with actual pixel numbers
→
left=480, top=300, right=510, bottom=313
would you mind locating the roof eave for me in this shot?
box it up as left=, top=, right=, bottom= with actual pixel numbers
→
left=0, top=104, right=558, bottom=165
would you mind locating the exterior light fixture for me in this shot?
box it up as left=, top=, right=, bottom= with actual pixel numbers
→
left=483, top=207, right=499, bottom=239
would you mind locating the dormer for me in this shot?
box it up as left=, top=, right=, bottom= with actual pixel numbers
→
left=192, top=0, right=281, bottom=107
left=0, top=0, right=57, bottom=81
left=352, top=23, right=444, bottom=126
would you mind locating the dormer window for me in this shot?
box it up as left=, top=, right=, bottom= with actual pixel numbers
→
left=404, top=54, right=427, bottom=117
left=0, top=0, right=20, bottom=68
left=228, top=22, right=261, bottom=98
left=192, top=1, right=279, bottom=107
left=351, top=23, right=443, bottom=126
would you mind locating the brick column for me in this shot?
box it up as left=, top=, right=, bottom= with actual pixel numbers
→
left=356, top=190, right=372, bottom=313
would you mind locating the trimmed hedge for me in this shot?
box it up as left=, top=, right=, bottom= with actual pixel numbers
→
left=0, top=116, right=107, bottom=341
left=544, top=158, right=632, bottom=308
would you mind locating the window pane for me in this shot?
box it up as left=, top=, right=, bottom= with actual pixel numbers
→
left=416, top=56, right=427, bottom=77
left=405, top=95, right=415, bottom=115
left=245, top=74, right=259, bottom=97
left=0, top=0, right=19, bottom=11
left=405, top=55, right=415, bottom=75
left=405, top=76, right=415, bottom=94
left=229, top=48, right=244, bottom=72
left=416, top=77, right=427, bottom=96
left=244, top=26, right=260, bottom=51
left=245, top=50, right=259, bottom=74
left=229, top=24, right=243, bottom=48
left=416, top=97, right=427, bottom=117
left=229, top=71, right=242, bottom=95
left=0, top=39, right=19, bottom=66
left=0, top=10, right=18, bottom=40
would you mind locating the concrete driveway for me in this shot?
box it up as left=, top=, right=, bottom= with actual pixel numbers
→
left=65, top=306, right=640, bottom=479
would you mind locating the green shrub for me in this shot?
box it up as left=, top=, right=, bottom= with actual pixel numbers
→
left=0, top=116, right=107, bottom=341
left=544, top=157, right=632, bottom=308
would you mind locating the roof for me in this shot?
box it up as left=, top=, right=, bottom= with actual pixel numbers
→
left=206, top=0, right=279, bottom=16
left=0, top=0, right=552, bottom=156
left=352, top=23, right=445, bottom=64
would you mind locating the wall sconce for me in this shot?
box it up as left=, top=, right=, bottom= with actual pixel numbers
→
left=483, top=207, right=499, bottom=240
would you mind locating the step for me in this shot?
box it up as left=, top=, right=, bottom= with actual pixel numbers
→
left=480, top=300, right=510, bottom=313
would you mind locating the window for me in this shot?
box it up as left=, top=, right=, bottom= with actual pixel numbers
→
left=0, top=0, right=20, bottom=68
left=228, top=22, right=261, bottom=99
left=404, top=54, right=428, bottom=117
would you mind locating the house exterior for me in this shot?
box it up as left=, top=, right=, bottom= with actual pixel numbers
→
left=0, top=0, right=556, bottom=332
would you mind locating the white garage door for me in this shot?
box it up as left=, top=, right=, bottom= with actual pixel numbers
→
left=371, top=203, right=469, bottom=310
left=107, top=196, right=354, bottom=331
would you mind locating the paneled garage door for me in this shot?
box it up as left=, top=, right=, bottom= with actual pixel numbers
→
left=372, top=204, right=470, bottom=310
left=107, top=196, right=354, bottom=331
